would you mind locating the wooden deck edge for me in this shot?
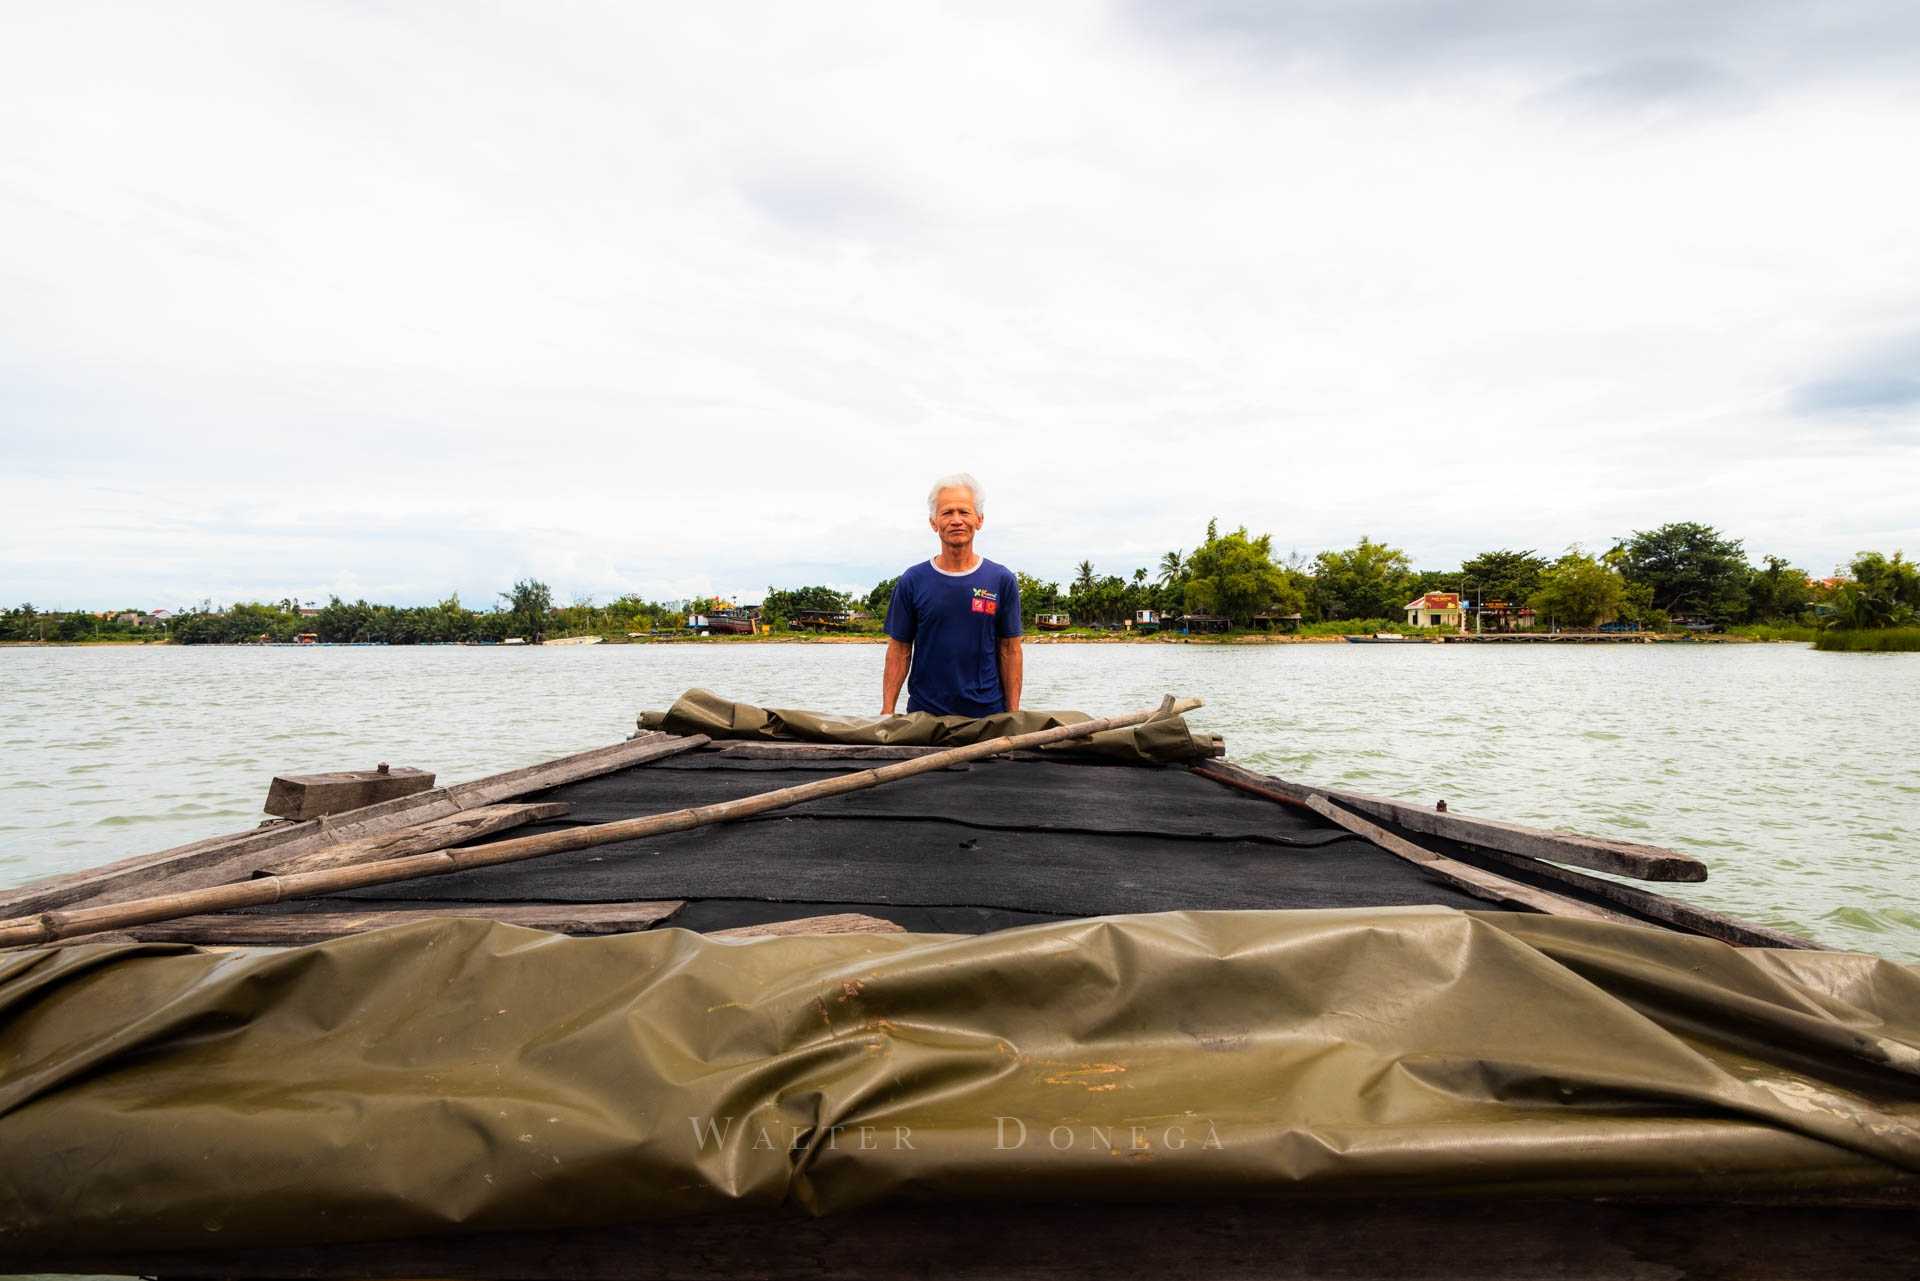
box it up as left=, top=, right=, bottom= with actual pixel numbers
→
left=1193, top=761, right=1823, bottom=950
left=1299, top=794, right=1636, bottom=925
left=1193, top=761, right=1707, bottom=882
left=1456, top=842, right=1826, bottom=950
left=17, top=1190, right=1920, bottom=1280
left=0, top=734, right=698, bottom=918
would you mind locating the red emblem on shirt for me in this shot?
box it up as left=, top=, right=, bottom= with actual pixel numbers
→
left=971, top=597, right=996, bottom=615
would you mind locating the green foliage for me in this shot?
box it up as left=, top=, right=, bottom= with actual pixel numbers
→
left=865, top=577, right=897, bottom=620
left=761, top=585, right=852, bottom=628
left=1073, top=560, right=1096, bottom=596
left=1616, top=522, right=1749, bottom=619
left=1728, top=623, right=1820, bottom=642
left=1310, top=537, right=1415, bottom=621
left=1812, top=627, right=1920, bottom=652
left=1183, top=527, right=1303, bottom=624
left=1814, top=549, right=1919, bottom=634
left=1016, top=572, right=1062, bottom=626
left=1, top=603, right=172, bottom=643
left=1843, top=549, right=1920, bottom=614
left=1157, top=550, right=1185, bottom=587
left=1066, top=566, right=1132, bottom=625
left=1460, top=549, right=1549, bottom=605
left=500, top=578, right=554, bottom=643
left=1529, top=550, right=1627, bottom=628
left=1746, top=555, right=1814, bottom=622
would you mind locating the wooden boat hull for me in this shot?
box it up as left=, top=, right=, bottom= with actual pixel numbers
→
left=7, top=695, right=1905, bottom=1281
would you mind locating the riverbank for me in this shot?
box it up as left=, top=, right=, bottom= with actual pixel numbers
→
left=0, top=631, right=1831, bottom=648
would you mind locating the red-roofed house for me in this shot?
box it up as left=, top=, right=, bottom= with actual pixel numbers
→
left=1404, top=592, right=1464, bottom=630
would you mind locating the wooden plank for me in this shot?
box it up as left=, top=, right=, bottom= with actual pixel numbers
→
left=0, top=733, right=699, bottom=919
left=1195, top=762, right=1822, bottom=949
left=110, top=900, right=686, bottom=947
left=256, top=802, right=570, bottom=877
left=443, top=733, right=701, bottom=807
left=709, top=913, right=906, bottom=939
left=1193, top=761, right=1706, bottom=882
left=1299, top=794, right=1634, bottom=924
left=17, top=1194, right=1920, bottom=1280
left=264, top=766, right=436, bottom=820
left=1456, top=844, right=1824, bottom=950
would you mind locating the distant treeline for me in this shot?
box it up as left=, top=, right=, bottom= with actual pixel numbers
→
left=1002, top=521, right=1917, bottom=633
left=5, top=522, right=1915, bottom=644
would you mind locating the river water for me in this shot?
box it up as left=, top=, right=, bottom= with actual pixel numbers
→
left=2, top=642, right=1916, bottom=959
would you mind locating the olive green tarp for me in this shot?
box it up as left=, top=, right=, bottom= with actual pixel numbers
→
left=4, top=909, right=1920, bottom=1255
left=636, top=688, right=1212, bottom=762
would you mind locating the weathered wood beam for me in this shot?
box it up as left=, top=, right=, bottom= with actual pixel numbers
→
left=1193, top=761, right=1706, bottom=882
left=709, top=913, right=906, bottom=939
left=256, top=802, right=570, bottom=877
left=1299, top=794, right=1635, bottom=924
left=264, top=765, right=436, bottom=820
left=106, top=900, right=686, bottom=947
left=0, top=733, right=700, bottom=919
left=1453, top=843, right=1824, bottom=950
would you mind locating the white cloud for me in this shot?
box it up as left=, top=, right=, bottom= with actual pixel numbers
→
left=2, top=1, right=1916, bottom=608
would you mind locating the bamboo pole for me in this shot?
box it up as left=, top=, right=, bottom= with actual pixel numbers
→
left=0, top=697, right=1201, bottom=949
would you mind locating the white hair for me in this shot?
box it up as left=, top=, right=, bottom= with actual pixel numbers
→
left=927, top=472, right=984, bottom=517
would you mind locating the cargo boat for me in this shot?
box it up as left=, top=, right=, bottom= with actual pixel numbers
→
left=2, top=690, right=1915, bottom=1280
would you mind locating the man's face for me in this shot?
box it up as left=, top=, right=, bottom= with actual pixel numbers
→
left=929, top=487, right=984, bottom=550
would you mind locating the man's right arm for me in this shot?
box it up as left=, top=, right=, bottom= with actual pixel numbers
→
left=882, top=638, right=911, bottom=715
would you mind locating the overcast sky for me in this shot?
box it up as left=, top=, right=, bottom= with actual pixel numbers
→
left=3, top=1, right=1916, bottom=609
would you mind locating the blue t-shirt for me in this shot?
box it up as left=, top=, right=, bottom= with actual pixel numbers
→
left=883, top=557, right=1023, bottom=717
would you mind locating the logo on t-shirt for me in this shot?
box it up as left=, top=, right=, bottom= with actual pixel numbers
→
left=971, top=588, right=998, bottom=616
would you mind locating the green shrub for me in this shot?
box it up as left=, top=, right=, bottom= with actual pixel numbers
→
left=1728, top=623, right=1819, bottom=643
left=1813, top=628, right=1920, bottom=652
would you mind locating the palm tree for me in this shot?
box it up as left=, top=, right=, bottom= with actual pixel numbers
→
left=1157, top=550, right=1184, bottom=587
left=1829, top=583, right=1892, bottom=631
left=1074, top=560, right=1096, bottom=596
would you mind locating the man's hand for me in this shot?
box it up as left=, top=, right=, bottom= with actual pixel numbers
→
left=882, top=637, right=912, bottom=716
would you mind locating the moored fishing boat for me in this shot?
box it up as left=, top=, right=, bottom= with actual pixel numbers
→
left=2, top=689, right=1915, bottom=1279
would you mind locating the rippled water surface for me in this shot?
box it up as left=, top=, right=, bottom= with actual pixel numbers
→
left=2, top=642, right=1916, bottom=958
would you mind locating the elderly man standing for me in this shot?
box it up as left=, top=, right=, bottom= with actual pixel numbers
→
left=881, top=473, right=1023, bottom=717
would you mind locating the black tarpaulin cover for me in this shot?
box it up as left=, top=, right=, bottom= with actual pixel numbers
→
left=3, top=909, right=1919, bottom=1255
left=636, top=688, right=1214, bottom=762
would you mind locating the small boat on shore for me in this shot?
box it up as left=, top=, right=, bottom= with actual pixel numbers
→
left=1035, top=612, right=1072, bottom=631
left=3, top=689, right=1914, bottom=1279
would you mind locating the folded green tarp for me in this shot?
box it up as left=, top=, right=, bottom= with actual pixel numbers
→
left=636, top=687, right=1213, bottom=762
left=3, top=909, right=1919, bottom=1255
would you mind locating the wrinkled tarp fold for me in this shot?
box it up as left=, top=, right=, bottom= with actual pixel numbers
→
left=636, top=688, right=1212, bottom=762
left=3, top=909, right=1920, bottom=1255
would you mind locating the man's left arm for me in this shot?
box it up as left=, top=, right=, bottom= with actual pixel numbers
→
left=997, top=635, right=1023, bottom=713
left=997, top=571, right=1023, bottom=712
